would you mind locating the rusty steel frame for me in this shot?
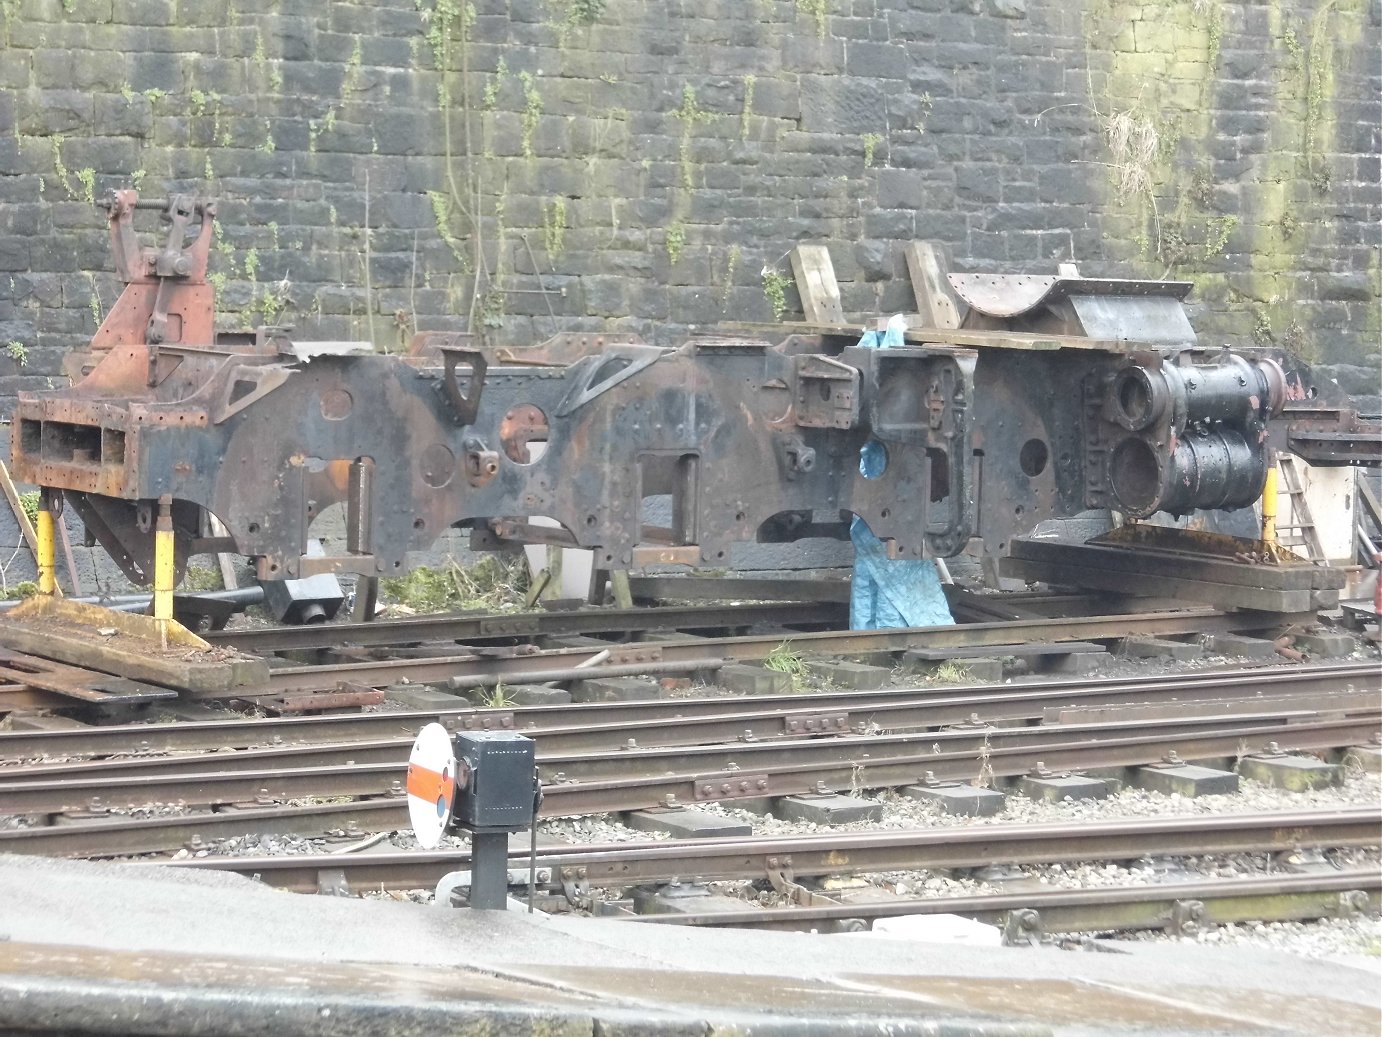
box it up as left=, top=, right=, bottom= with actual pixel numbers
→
left=167, top=809, right=1381, bottom=894
left=10, top=195, right=1377, bottom=592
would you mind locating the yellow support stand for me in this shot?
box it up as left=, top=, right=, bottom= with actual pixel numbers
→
left=153, top=494, right=175, bottom=623
left=1261, top=461, right=1280, bottom=546
left=35, top=490, right=56, bottom=595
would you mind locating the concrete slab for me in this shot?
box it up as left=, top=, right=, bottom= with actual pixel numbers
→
left=845, top=650, right=898, bottom=668
left=632, top=882, right=759, bottom=916
left=1122, top=636, right=1204, bottom=661
left=904, top=782, right=1007, bottom=817
left=1240, top=753, right=1344, bottom=791
left=0, top=856, right=1377, bottom=1035
left=1039, top=649, right=1105, bottom=674
left=386, top=682, right=466, bottom=710
left=1135, top=763, right=1239, bottom=798
left=776, top=793, right=883, bottom=825
left=570, top=676, right=661, bottom=702
left=1292, top=630, right=1355, bottom=658
left=1019, top=773, right=1110, bottom=803
left=806, top=659, right=891, bottom=689
left=621, top=808, right=752, bottom=839
left=1343, top=742, right=1382, bottom=774
left=904, top=653, right=1003, bottom=683
left=1204, top=632, right=1278, bottom=660
left=3, top=712, right=90, bottom=732
left=717, top=663, right=792, bottom=696
left=503, top=684, right=573, bottom=705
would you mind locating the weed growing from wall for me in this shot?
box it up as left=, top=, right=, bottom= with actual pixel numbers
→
left=740, top=74, right=756, bottom=139
left=543, top=196, right=568, bottom=260
left=665, top=222, right=686, bottom=264
left=862, top=132, right=883, bottom=168
left=762, top=268, right=792, bottom=321
left=672, top=85, right=713, bottom=191
left=519, top=72, right=543, bottom=159
left=795, top=0, right=829, bottom=37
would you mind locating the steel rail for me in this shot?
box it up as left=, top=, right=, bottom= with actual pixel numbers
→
left=7, top=666, right=1375, bottom=781
left=2, top=705, right=1374, bottom=858
left=4, top=662, right=1373, bottom=763
left=630, top=870, right=1382, bottom=932
left=206, top=600, right=845, bottom=654
left=165, top=809, right=1382, bottom=894
left=1, top=711, right=1375, bottom=817
left=255, top=609, right=1305, bottom=694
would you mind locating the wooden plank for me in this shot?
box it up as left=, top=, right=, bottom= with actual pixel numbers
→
left=789, top=245, right=845, bottom=325
left=0, top=598, right=269, bottom=695
left=724, top=320, right=1136, bottom=353
left=0, top=460, right=40, bottom=560
left=1007, top=537, right=1339, bottom=591
left=1356, top=470, right=1382, bottom=534
left=56, top=516, right=82, bottom=597
left=1000, top=556, right=1315, bottom=613
left=0, top=648, right=176, bottom=705
left=903, top=641, right=1107, bottom=661
left=207, top=515, right=239, bottom=590
left=903, top=241, right=962, bottom=329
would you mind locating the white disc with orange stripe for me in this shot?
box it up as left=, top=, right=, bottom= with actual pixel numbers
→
left=406, top=722, right=457, bottom=849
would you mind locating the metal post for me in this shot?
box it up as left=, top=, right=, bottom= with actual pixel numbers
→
left=1261, top=461, right=1279, bottom=545
left=468, top=831, right=511, bottom=910
left=35, top=489, right=57, bottom=595
left=153, top=494, right=175, bottom=622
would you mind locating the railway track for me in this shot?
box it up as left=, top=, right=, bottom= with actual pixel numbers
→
left=238, top=607, right=1308, bottom=695
left=168, top=809, right=1380, bottom=894
left=2, top=708, right=1375, bottom=855
left=3, top=662, right=1374, bottom=764
left=632, top=871, right=1381, bottom=935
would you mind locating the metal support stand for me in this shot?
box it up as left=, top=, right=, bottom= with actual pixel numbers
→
left=36, top=489, right=57, bottom=596
left=468, top=831, right=512, bottom=911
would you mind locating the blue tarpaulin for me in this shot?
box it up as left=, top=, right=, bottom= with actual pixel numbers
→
left=849, top=315, right=955, bottom=630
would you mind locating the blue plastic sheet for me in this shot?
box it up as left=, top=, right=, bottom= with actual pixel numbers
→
left=849, top=315, right=955, bottom=630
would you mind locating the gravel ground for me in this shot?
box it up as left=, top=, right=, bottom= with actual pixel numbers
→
left=171, top=768, right=1382, bottom=963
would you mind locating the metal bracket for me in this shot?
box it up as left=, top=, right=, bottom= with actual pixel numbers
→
left=559, top=866, right=590, bottom=908
left=212, top=363, right=292, bottom=424
left=794, top=354, right=859, bottom=429
left=608, top=646, right=662, bottom=666
left=1167, top=899, right=1206, bottom=936
left=1002, top=908, right=1044, bottom=947
left=478, top=615, right=542, bottom=637
left=1336, top=890, right=1371, bottom=918
left=456, top=711, right=516, bottom=731
left=317, top=868, right=351, bottom=897
left=554, top=346, right=664, bottom=417
left=783, top=711, right=850, bottom=736
left=774, top=433, right=817, bottom=480
left=694, top=772, right=771, bottom=801
left=764, top=855, right=818, bottom=907
left=438, top=346, right=487, bottom=426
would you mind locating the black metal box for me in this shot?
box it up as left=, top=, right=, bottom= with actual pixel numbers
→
left=451, top=731, right=536, bottom=831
